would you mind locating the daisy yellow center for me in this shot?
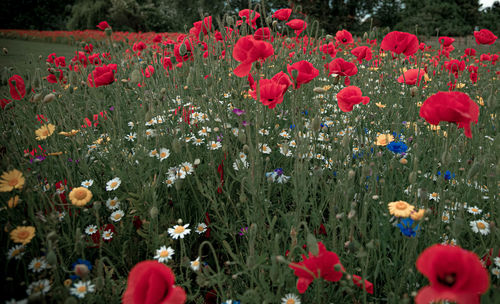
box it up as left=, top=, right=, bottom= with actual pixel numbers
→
left=89, top=228, right=95, bottom=233
left=442, top=216, right=449, bottom=221
left=192, top=260, right=199, bottom=266
left=110, top=200, right=117, bottom=206
left=74, top=189, right=87, bottom=200
left=174, top=226, right=185, bottom=234
left=196, top=139, right=202, bottom=143
left=160, top=152, right=167, bottom=158
left=211, top=143, right=217, bottom=148
left=471, top=208, right=478, bottom=212
left=166, top=180, right=172, bottom=184
left=110, top=182, right=118, bottom=188
left=34, top=262, right=42, bottom=269
left=395, top=202, right=408, bottom=210
left=476, top=222, right=486, bottom=229
left=104, top=232, right=111, bottom=237
left=8, top=178, right=19, bottom=186
left=34, top=284, right=44, bottom=292
left=160, top=250, right=169, bottom=257
left=183, top=166, right=190, bottom=171
left=432, top=193, right=438, bottom=197
left=114, top=213, right=121, bottom=220
left=151, top=151, right=157, bottom=155
left=12, top=249, right=20, bottom=256
left=42, top=130, right=49, bottom=136
left=286, top=299, right=295, bottom=304
left=77, top=285, right=87, bottom=293
left=197, top=226, right=204, bottom=231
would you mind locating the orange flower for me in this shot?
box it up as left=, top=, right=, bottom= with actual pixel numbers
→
left=0, top=169, right=25, bottom=192
left=388, top=201, right=414, bottom=217
left=10, top=226, right=36, bottom=245
left=69, top=187, right=92, bottom=207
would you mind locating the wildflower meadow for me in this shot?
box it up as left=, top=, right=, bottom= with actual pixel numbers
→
left=0, top=5, right=499, bottom=304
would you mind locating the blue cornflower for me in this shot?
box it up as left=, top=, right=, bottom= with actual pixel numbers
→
left=397, top=218, right=419, bottom=237
left=444, top=170, right=455, bottom=181
left=387, top=141, right=408, bottom=154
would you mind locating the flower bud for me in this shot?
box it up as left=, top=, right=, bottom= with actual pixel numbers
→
left=74, top=263, right=90, bottom=278
left=348, top=169, right=356, bottom=180
left=2, top=48, right=8, bottom=55
left=334, top=263, right=343, bottom=271
left=43, top=93, right=56, bottom=103
left=313, top=87, right=327, bottom=94
left=410, top=86, right=418, bottom=97
left=46, top=250, right=57, bottom=267
left=130, top=69, right=141, bottom=84
left=149, top=206, right=158, bottom=219
left=105, top=27, right=112, bottom=37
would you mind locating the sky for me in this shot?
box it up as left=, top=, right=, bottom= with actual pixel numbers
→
left=479, top=0, right=497, bottom=9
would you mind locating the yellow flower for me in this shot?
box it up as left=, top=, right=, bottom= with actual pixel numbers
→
left=59, top=129, right=79, bottom=137
left=7, top=195, right=20, bottom=208
left=35, top=124, right=56, bottom=140
left=375, top=134, right=394, bottom=146
left=375, top=102, right=386, bottom=108
left=410, top=209, right=426, bottom=221
left=10, top=226, right=36, bottom=245
left=388, top=201, right=415, bottom=217
left=69, top=187, right=93, bottom=207
left=0, top=169, right=25, bottom=192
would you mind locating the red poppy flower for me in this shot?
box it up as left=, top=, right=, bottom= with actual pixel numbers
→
left=286, top=19, right=307, bottom=36
left=289, top=242, right=343, bottom=294
left=123, top=261, right=186, bottom=304
left=397, top=69, right=426, bottom=86
left=272, top=8, right=292, bottom=21
left=321, top=41, right=337, bottom=58
left=438, top=36, right=455, bottom=47
left=351, top=46, right=372, bottom=63
left=174, top=39, right=193, bottom=62
left=54, top=56, right=66, bottom=67
left=8, top=75, right=25, bottom=100
left=133, top=42, right=147, bottom=52
left=238, top=9, right=260, bottom=29
left=415, top=244, right=489, bottom=304
left=87, top=64, right=117, bottom=88
left=336, top=86, right=370, bottom=112
left=335, top=29, right=354, bottom=45
left=325, top=58, right=357, bottom=85
left=250, top=71, right=292, bottom=109
left=96, top=21, right=110, bottom=30
left=464, top=48, right=476, bottom=57
left=287, top=60, right=319, bottom=89
left=352, top=275, right=374, bottom=294
left=47, top=69, right=65, bottom=84
left=254, top=27, right=271, bottom=41
left=381, top=31, right=419, bottom=57
left=232, top=35, right=274, bottom=77
left=473, top=29, right=497, bottom=45
left=1, top=98, right=11, bottom=110
left=419, top=91, right=479, bottom=138
left=142, top=65, right=155, bottom=78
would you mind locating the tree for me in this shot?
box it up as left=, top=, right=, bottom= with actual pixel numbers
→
left=479, top=1, right=500, bottom=34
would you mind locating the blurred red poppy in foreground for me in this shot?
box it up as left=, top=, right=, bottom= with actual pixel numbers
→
left=336, top=86, right=370, bottom=112
left=123, top=260, right=186, bottom=304
left=287, top=60, right=319, bottom=89
left=286, top=19, right=307, bottom=36
left=8, top=75, right=25, bottom=100
left=381, top=31, right=419, bottom=57
left=419, top=91, right=479, bottom=138
left=87, top=64, right=117, bottom=88
left=289, top=242, right=344, bottom=294
left=415, top=244, right=489, bottom=304
left=232, top=35, right=274, bottom=77
left=473, top=29, right=497, bottom=45
left=272, top=8, right=292, bottom=21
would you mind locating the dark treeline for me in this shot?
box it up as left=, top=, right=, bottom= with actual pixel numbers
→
left=1, top=0, right=499, bottom=36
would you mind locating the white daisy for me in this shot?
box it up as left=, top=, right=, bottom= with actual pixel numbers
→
left=258, top=128, right=269, bottom=136
left=7, top=244, right=25, bottom=260
left=180, top=162, right=194, bottom=175
left=429, top=192, right=440, bottom=201
left=158, top=148, right=170, bottom=161
left=470, top=220, right=490, bottom=235
left=494, top=257, right=500, bottom=268
left=154, top=245, right=175, bottom=263
left=441, top=211, right=450, bottom=223
left=198, top=126, right=211, bottom=137
left=125, top=132, right=137, bottom=142
left=85, top=225, right=98, bottom=235
left=81, top=179, right=93, bottom=188
left=102, top=229, right=113, bottom=240
left=145, top=129, right=156, bottom=138
left=279, top=130, right=290, bottom=138
left=467, top=206, right=482, bottom=215
left=173, top=169, right=187, bottom=179
left=492, top=267, right=500, bottom=279
left=110, top=210, right=125, bottom=222
left=164, top=176, right=176, bottom=187
left=195, top=223, right=207, bottom=234
left=145, top=118, right=157, bottom=126
left=231, top=128, right=239, bottom=136
left=106, top=197, right=120, bottom=210
left=28, top=257, right=48, bottom=273
left=127, top=121, right=135, bottom=128
left=26, top=279, right=51, bottom=296
left=207, top=141, right=222, bottom=150
left=192, top=137, right=204, bottom=146
left=149, top=149, right=159, bottom=158
left=70, top=281, right=95, bottom=299
left=238, top=152, right=247, bottom=162
left=168, top=224, right=191, bottom=239
left=105, top=177, right=121, bottom=191
left=259, top=143, right=272, bottom=154
left=190, top=257, right=201, bottom=271
left=281, top=293, right=301, bottom=304
left=233, top=159, right=249, bottom=171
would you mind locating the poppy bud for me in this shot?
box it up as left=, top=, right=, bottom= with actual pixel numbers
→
left=130, top=69, right=141, bottom=84
left=31, top=93, right=42, bottom=103
left=46, top=250, right=57, bottom=267
left=306, top=233, right=319, bottom=255
left=313, top=87, right=326, bottom=94
left=409, top=171, right=417, bottom=184
left=149, top=206, right=158, bottom=219
left=363, top=32, right=368, bottom=40
left=95, top=276, right=105, bottom=290
left=243, top=144, right=250, bottom=154
left=348, top=169, right=356, bottom=180
left=179, top=43, right=187, bottom=57
left=174, top=179, right=182, bottom=191
left=226, top=16, right=234, bottom=26
left=272, top=20, right=278, bottom=28
left=194, top=158, right=201, bottom=165
left=105, top=27, right=112, bottom=37
left=441, top=151, right=449, bottom=165
left=334, top=263, right=343, bottom=271
left=410, top=86, right=418, bottom=97
left=43, top=93, right=56, bottom=103
left=2, top=48, right=8, bottom=55
left=160, top=88, right=167, bottom=94
left=238, top=131, right=246, bottom=143
left=312, top=116, right=321, bottom=131
left=326, top=34, right=333, bottom=40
